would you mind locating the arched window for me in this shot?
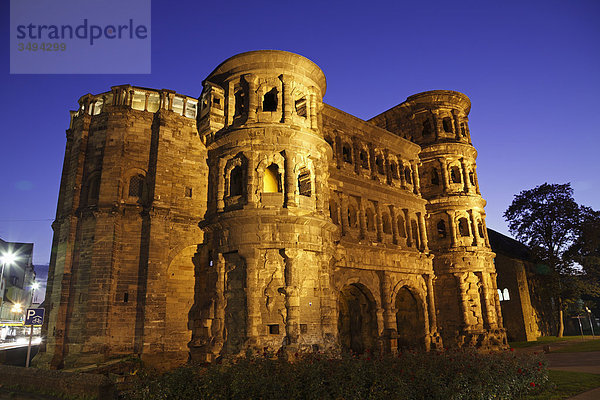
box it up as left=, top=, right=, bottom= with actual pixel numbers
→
left=382, top=213, right=392, bottom=234
left=404, top=166, right=412, bottom=184
left=366, top=209, right=376, bottom=232
left=376, top=156, right=385, bottom=175
left=458, top=218, right=470, bottom=237
left=295, top=96, right=307, bottom=117
left=442, top=117, right=453, bottom=133
left=503, top=288, right=510, bottom=301
left=342, top=143, right=353, bottom=164
left=437, top=220, right=447, bottom=238
left=234, top=89, right=246, bottom=116
left=263, top=164, right=281, bottom=193
left=348, top=205, right=358, bottom=228
left=451, top=166, right=461, bottom=183
left=497, top=289, right=504, bottom=301
left=298, top=168, right=311, bottom=197
left=397, top=214, right=407, bottom=238
left=229, top=166, right=244, bottom=196
left=129, top=174, right=145, bottom=198
left=431, top=169, right=440, bottom=186
left=390, top=162, right=399, bottom=179
left=263, top=88, right=278, bottom=112
left=360, top=150, right=369, bottom=169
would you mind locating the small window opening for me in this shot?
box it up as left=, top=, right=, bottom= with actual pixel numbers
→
left=411, top=220, right=420, bottom=248
left=497, top=289, right=504, bottom=301
left=382, top=213, right=392, bottom=234
left=390, top=162, right=399, bottom=179
left=404, top=167, right=412, bottom=184
left=397, top=215, right=407, bottom=238
left=129, top=175, right=144, bottom=198
left=342, top=144, right=352, bottom=164
left=460, top=122, right=467, bottom=137
left=87, top=176, right=100, bottom=205
left=295, top=97, right=307, bottom=117
left=503, top=288, right=510, bottom=301
left=123, top=292, right=129, bottom=303
left=300, top=324, right=308, bottom=334
left=450, top=166, right=461, bottom=183
left=469, top=171, right=475, bottom=186
left=263, top=164, right=282, bottom=193
left=422, top=119, right=433, bottom=136
left=360, top=150, right=369, bottom=169
left=268, top=324, right=280, bottom=334
left=366, top=209, right=376, bottom=232
left=376, top=156, right=385, bottom=175
left=263, top=88, right=278, bottom=112
left=213, top=97, right=220, bottom=105
left=298, top=168, right=311, bottom=197
left=478, top=221, right=485, bottom=238
left=442, top=117, right=453, bottom=133
left=437, top=220, right=447, bottom=238
left=431, top=169, right=440, bottom=186
left=185, top=187, right=192, bottom=198
left=230, top=165, right=244, bottom=197
left=348, top=206, right=358, bottom=228
left=329, top=200, right=339, bottom=225
left=234, top=89, right=246, bottom=116
left=458, top=218, right=470, bottom=237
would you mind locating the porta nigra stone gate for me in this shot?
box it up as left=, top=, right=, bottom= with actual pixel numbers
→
left=36, top=50, right=507, bottom=369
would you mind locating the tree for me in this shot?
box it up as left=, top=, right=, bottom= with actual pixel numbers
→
left=568, top=206, right=600, bottom=308
left=504, top=183, right=581, bottom=337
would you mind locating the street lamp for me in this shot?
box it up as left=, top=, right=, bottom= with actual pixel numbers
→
left=31, top=281, right=40, bottom=305
left=586, top=307, right=595, bottom=338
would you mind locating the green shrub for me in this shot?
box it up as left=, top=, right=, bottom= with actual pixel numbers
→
left=123, top=348, right=548, bottom=400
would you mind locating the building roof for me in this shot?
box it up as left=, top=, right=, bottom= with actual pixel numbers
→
left=487, top=228, right=534, bottom=262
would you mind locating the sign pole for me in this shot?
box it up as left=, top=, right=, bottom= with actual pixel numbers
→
left=25, top=324, right=33, bottom=367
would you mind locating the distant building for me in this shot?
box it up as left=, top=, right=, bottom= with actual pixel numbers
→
left=0, top=238, right=37, bottom=323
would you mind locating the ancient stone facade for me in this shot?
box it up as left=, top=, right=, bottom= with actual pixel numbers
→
left=36, top=50, right=507, bottom=370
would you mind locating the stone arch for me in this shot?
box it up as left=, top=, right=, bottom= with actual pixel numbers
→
left=365, top=207, right=376, bottom=232
left=347, top=196, right=360, bottom=229
left=121, top=168, right=148, bottom=200
left=164, top=245, right=197, bottom=360
left=382, top=210, right=392, bottom=235
left=224, top=154, right=247, bottom=198
left=338, top=283, right=379, bottom=354
left=257, top=153, right=285, bottom=194
left=83, top=170, right=102, bottom=207
left=394, top=285, right=426, bottom=350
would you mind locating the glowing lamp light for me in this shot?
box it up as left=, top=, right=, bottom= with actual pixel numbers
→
left=1, top=252, right=17, bottom=265
left=11, top=303, right=23, bottom=313
left=32, top=282, right=40, bottom=290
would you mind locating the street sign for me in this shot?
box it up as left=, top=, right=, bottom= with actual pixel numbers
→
left=25, top=308, right=44, bottom=326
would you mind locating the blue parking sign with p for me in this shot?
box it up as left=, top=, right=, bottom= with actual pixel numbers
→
left=25, top=308, right=44, bottom=326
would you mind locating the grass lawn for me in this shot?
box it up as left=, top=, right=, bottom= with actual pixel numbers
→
left=551, top=339, right=600, bottom=353
left=510, top=336, right=597, bottom=349
left=524, top=370, right=600, bottom=400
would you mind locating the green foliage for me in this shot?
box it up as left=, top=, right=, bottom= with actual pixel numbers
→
left=524, top=370, right=600, bottom=400
left=123, top=350, right=548, bottom=400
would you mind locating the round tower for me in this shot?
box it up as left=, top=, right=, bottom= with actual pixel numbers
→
left=189, top=51, right=338, bottom=361
left=393, top=91, right=507, bottom=348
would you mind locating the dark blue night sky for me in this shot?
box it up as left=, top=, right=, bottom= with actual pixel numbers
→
left=1, top=0, right=599, bottom=264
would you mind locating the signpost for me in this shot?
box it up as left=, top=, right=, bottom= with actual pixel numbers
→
left=24, top=308, right=44, bottom=368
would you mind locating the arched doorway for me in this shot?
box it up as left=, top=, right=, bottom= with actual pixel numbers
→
left=395, top=286, right=425, bottom=350
left=338, top=284, right=378, bottom=354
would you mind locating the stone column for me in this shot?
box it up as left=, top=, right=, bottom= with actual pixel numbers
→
left=217, top=158, right=226, bottom=212
left=246, top=153, right=258, bottom=207
left=359, top=199, right=367, bottom=239
left=309, top=90, right=318, bottom=130
left=454, top=272, right=469, bottom=329
left=439, top=159, right=450, bottom=194
left=242, top=248, right=261, bottom=342
left=284, top=150, right=296, bottom=207
left=340, top=195, right=349, bottom=236
left=446, top=210, right=457, bottom=248
left=468, top=210, right=480, bottom=247
left=245, top=75, right=257, bottom=123
left=144, top=92, right=149, bottom=112
left=380, top=272, right=397, bottom=353
left=481, top=217, right=491, bottom=247
left=390, top=206, right=399, bottom=245
left=460, top=159, right=471, bottom=193
left=182, top=98, right=187, bottom=116
left=283, top=249, right=301, bottom=346
left=128, top=89, right=134, bottom=107
left=425, top=274, right=437, bottom=334
left=411, top=161, right=421, bottom=195
left=280, top=74, right=292, bottom=123
left=452, top=110, right=461, bottom=140
left=375, top=202, right=383, bottom=242
left=472, top=165, right=481, bottom=194
left=399, top=162, right=407, bottom=188
left=431, top=110, right=440, bottom=140
left=490, top=272, right=504, bottom=327
left=417, top=212, right=429, bottom=252
left=403, top=209, right=413, bottom=247
left=227, top=81, right=235, bottom=126
left=477, top=272, right=495, bottom=329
